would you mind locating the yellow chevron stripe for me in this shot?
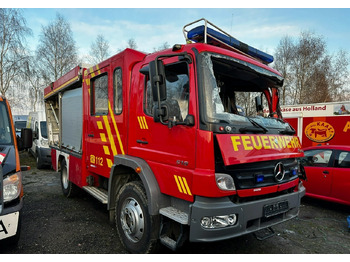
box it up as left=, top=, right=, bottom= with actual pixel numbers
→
left=107, top=158, right=113, bottom=168
left=182, top=177, right=192, bottom=196
left=137, top=116, right=144, bottom=129
left=100, top=133, right=107, bottom=142
left=97, top=121, right=103, bottom=130
left=103, top=145, right=110, bottom=155
left=108, top=102, right=125, bottom=155
left=174, top=175, right=183, bottom=193
left=103, top=115, right=117, bottom=156
left=96, top=64, right=101, bottom=75
left=141, top=116, right=148, bottom=129
left=90, top=67, right=95, bottom=78
left=177, top=176, right=188, bottom=194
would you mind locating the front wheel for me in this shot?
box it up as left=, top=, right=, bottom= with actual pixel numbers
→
left=115, top=181, right=159, bottom=253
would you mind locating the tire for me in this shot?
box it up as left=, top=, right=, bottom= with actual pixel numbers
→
left=36, top=152, right=44, bottom=169
left=60, top=159, right=77, bottom=197
left=115, top=181, right=159, bottom=253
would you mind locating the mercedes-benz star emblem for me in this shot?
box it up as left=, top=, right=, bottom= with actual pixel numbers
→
left=274, top=162, right=285, bottom=182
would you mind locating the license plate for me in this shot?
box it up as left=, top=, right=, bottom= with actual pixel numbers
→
left=0, top=212, right=19, bottom=240
left=263, top=201, right=289, bottom=218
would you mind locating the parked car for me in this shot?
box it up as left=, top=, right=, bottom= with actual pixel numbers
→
left=26, top=111, right=51, bottom=169
left=301, top=145, right=350, bottom=205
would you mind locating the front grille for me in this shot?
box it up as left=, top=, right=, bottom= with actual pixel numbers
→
left=217, top=158, right=299, bottom=190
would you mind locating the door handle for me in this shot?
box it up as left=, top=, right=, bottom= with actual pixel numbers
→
left=322, top=170, right=329, bottom=178
left=88, top=133, right=94, bottom=137
left=137, top=139, right=148, bottom=145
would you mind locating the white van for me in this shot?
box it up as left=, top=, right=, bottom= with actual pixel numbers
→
left=26, top=111, right=51, bottom=169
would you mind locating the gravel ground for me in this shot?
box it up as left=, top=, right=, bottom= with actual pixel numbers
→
left=1, top=151, right=350, bottom=254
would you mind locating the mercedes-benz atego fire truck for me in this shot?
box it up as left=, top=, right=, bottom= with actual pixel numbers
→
left=44, top=19, right=306, bottom=253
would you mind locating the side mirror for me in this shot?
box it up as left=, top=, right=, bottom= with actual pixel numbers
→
left=149, top=59, right=167, bottom=102
left=255, top=96, right=263, bottom=113
left=19, top=128, right=33, bottom=150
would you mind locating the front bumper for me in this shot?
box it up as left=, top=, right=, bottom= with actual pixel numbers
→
left=0, top=198, right=23, bottom=241
left=38, top=147, right=52, bottom=165
left=189, top=183, right=305, bottom=242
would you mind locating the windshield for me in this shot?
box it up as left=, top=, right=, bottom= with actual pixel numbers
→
left=0, top=101, right=13, bottom=145
left=199, top=52, right=291, bottom=133
left=40, top=121, right=48, bottom=139
left=15, top=121, right=27, bottom=132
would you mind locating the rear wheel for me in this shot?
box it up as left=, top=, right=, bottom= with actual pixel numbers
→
left=60, top=159, right=77, bottom=197
left=115, top=181, right=159, bottom=253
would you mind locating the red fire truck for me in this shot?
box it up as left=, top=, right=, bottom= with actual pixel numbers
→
left=44, top=19, right=305, bottom=253
left=281, top=101, right=350, bottom=148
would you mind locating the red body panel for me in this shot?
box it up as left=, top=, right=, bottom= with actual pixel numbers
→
left=217, top=134, right=303, bottom=166
left=302, top=145, right=350, bottom=205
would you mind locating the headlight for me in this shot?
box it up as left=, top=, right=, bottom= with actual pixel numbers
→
left=40, top=138, right=49, bottom=147
left=201, top=214, right=238, bottom=229
left=3, top=172, right=22, bottom=202
left=215, top=173, right=235, bottom=191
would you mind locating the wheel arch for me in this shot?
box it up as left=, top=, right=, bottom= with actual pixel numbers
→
left=108, top=155, right=169, bottom=216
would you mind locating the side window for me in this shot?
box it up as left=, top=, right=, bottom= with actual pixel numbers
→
left=91, top=74, right=108, bottom=115
left=114, top=68, right=122, bottom=114
left=144, top=61, right=189, bottom=121
left=302, top=149, right=333, bottom=167
left=336, top=151, right=350, bottom=168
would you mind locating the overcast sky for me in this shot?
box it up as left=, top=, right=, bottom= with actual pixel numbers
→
left=5, top=3, right=350, bottom=62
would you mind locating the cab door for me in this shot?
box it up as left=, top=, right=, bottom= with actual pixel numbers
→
left=85, top=63, right=125, bottom=178
left=331, top=150, right=350, bottom=203
left=302, top=149, right=334, bottom=197
left=128, top=58, right=197, bottom=201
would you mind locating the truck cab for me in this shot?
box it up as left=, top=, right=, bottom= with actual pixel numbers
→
left=43, top=19, right=306, bottom=253
left=0, top=96, right=31, bottom=245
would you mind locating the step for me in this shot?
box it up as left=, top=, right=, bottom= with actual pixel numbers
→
left=159, top=235, right=177, bottom=251
left=83, top=186, right=108, bottom=204
left=159, top=206, right=188, bottom=225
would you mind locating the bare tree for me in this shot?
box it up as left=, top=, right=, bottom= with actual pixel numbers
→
left=274, top=36, right=295, bottom=105
left=24, top=56, right=45, bottom=112
left=36, top=13, right=78, bottom=84
left=0, top=8, right=31, bottom=96
left=153, top=42, right=170, bottom=52
left=274, top=31, right=349, bottom=105
left=89, top=34, right=110, bottom=64
left=127, top=38, right=137, bottom=49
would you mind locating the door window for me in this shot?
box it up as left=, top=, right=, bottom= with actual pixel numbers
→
left=114, top=68, right=122, bottom=114
left=91, top=74, right=108, bottom=115
left=336, top=151, right=350, bottom=168
left=144, top=62, right=189, bottom=121
left=302, top=149, right=333, bottom=167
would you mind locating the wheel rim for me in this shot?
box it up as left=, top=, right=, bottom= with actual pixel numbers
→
left=62, top=165, right=68, bottom=189
left=120, top=197, right=144, bottom=243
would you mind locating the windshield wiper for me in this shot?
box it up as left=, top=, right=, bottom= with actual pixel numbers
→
left=239, top=117, right=268, bottom=134
left=279, top=122, right=296, bottom=135
left=279, top=127, right=296, bottom=135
